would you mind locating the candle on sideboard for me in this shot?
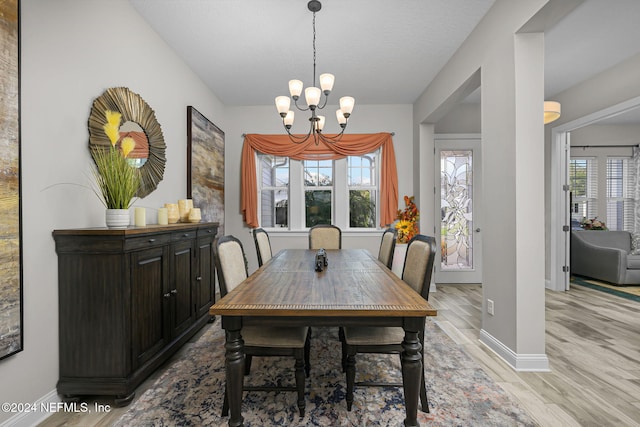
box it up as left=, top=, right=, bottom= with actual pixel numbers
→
left=157, top=207, right=168, bottom=225
left=134, top=207, right=146, bottom=227
left=178, top=199, right=193, bottom=222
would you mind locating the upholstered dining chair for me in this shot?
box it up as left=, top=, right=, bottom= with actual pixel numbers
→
left=341, top=234, right=436, bottom=413
left=309, top=224, right=342, bottom=250
left=252, top=228, right=272, bottom=267
left=213, top=235, right=310, bottom=417
left=377, top=228, right=398, bottom=269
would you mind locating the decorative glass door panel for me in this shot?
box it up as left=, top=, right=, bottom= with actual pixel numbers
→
left=435, top=138, right=482, bottom=283
left=441, top=150, right=474, bottom=270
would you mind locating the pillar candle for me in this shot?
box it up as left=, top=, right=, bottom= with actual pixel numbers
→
left=157, top=207, right=168, bottom=225
left=134, top=207, right=146, bottom=227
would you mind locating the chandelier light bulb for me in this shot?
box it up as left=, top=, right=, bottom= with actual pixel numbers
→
left=336, top=109, right=347, bottom=125
left=284, top=110, right=295, bottom=128
left=289, top=80, right=303, bottom=99
left=275, top=96, right=291, bottom=116
left=339, top=96, right=355, bottom=117
left=319, top=73, right=335, bottom=93
left=316, top=115, right=326, bottom=131
left=305, top=87, right=322, bottom=108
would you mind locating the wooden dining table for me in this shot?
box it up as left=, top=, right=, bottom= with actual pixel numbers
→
left=209, top=248, right=437, bottom=427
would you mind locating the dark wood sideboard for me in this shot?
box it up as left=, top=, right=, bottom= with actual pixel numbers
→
left=52, top=222, right=218, bottom=405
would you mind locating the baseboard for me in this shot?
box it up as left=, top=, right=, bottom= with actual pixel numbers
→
left=0, top=390, right=60, bottom=427
left=479, top=329, right=550, bottom=372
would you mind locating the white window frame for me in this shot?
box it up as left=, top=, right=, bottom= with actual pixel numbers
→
left=256, top=150, right=381, bottom=231
left=606, top=156, right=634, bottom=232
left=569, top=157, right=597, bottom=222
left=258, top=154, right=289, bottom=228
left=346, top=153, right=380, bottom=229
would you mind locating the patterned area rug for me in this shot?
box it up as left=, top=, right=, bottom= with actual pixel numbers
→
left=115, top=320, right=536, bottom=426
left=571, top=275, right=640, bottom=302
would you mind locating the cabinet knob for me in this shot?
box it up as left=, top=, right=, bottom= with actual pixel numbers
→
left=171, top=289, right=178, bottom=295
left=148, top=238, right=156, bottom=243
left=183, top=233, right=189, bottom=237
left=163, top=292, right=171, bottom=299
left=196, top=276, right=202, bottom=281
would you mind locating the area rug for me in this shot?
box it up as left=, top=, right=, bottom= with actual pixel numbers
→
left=571, top=275, right=640, bottom=302
left=114, top=319, right=536, bottom=426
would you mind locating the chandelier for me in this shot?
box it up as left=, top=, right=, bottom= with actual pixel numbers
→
left=275, top=0, right=355, bottom=145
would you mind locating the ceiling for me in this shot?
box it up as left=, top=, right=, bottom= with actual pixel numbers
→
left=129, top=0, right=640, bottom=118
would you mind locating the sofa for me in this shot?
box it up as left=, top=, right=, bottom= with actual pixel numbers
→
left=571, top=230, right=640, bottom=285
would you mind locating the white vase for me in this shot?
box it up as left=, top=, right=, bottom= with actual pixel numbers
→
left=105, top=208, right=130, bottom=229
left=391, top=243, right=408, bottom=278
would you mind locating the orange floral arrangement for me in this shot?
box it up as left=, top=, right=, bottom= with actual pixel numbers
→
left=395, top=195, right=419, bottom=243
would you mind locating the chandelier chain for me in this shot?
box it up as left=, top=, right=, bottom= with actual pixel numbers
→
left=312, top=11, right=317, bottom=86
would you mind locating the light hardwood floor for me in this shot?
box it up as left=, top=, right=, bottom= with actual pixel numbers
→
left=430, top=283, right=640, bottom=427
left=38, top=283, right=640, bottom=426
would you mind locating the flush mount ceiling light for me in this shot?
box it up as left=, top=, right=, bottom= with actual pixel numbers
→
left=275, top=0, right=354, bottom=145
left=544, top=101, right=561, bottom=124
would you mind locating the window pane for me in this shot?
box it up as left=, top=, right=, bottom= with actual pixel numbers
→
left=569, top=157, right=597, bottom=225
left=348, top=155, right=375, bottom=186
left=606, top=157, right=634, bottom=231
left=260, top=189, right=288, bottom=227
left=259, top=155, right=289, bottom=228
left=304, top=160, right=333, bottom=186
left=305, top=190, right=332, bottom=227
left=349, top=190, right=376, bottom=228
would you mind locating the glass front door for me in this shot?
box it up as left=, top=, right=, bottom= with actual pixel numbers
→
left=435, top=137, right=482, bottom=283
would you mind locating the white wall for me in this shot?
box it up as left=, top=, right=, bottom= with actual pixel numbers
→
left=0, top=1, right=225, bottom=424
left=413, top=0, right=550, bottom=369
left=223, top=104, right=414, bottom=273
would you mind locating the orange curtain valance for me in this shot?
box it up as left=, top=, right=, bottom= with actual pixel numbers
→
left=241, top=133, right=398, bottom=229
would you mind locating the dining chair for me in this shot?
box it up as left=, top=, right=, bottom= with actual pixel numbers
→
left=213, top=235, right=311, bottom=417
left=341, top=234, right=436, bottom=413
left=252, top=227, right=272, bottom=267
left=309, top=224, right=342, bottom=249
left=377, top=227, right=397, bottom=269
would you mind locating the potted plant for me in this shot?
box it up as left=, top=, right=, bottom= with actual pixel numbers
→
left=91, top=110, right=140, bottom=228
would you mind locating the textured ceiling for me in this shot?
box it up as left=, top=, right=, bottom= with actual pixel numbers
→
left=129, top=0, right=640, bottom=119
left=129, top=0, right=495, bottom=106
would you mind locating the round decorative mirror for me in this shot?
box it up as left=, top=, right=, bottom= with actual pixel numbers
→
left=88, top=87, right=166, bottom=198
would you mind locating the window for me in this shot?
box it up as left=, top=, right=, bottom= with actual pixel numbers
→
left=569, top=158, right=597, bottom=224
left=257, top=150, right=380, bottom=230
left=259, top=155, right=289, bottom=228
left=606, top=157, right=634, bottom=231
left=348, top=155, right=377, bottom=228
left=304, top=159, right=333, bottom=227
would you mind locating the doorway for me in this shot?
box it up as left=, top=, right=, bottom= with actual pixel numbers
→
left=550, top=96, right=640, bottom=291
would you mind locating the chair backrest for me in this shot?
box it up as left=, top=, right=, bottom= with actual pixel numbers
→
left=213, top=235, right=249, bottom=297
left=378, top=228, right=397, bottom=269
left=309, top=224, right=342, bottom=249
left=401, top=235, right=436, bottom=300
left=253, top=228, right=273, bottom=267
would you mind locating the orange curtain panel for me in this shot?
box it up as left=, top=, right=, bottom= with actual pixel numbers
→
left=241, top=133, right=398, bottom=228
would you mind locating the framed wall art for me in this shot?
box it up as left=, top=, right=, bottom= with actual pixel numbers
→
left=0, top=0, right=22, bottom=361
left=187, top=106, right=225, bottom=237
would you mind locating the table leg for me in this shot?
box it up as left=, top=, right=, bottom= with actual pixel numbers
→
left=223, top=317, right=245, bottom=427
left=402, top=321, right=423, bottom=427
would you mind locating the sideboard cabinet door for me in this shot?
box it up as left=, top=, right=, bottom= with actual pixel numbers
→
left=131, top=245, right=170, bottom=370
left=195, top=227, right=216, bottom=319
